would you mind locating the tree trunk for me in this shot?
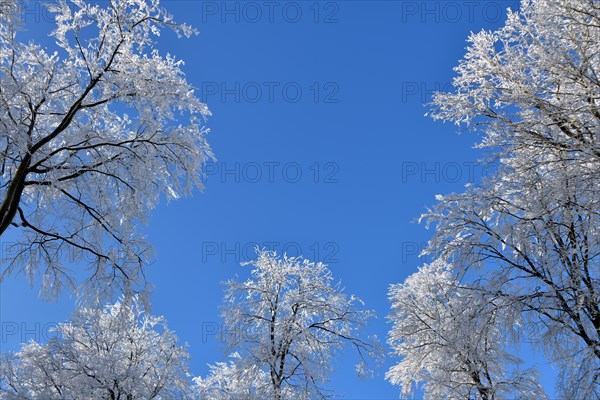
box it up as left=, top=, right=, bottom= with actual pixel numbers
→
left=0, top=154, right=30, bottom=236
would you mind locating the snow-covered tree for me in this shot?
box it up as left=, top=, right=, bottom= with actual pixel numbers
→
left=0, top=0, right=212, bottom=301
left=387, top=260, right=546, bottom=400
left=423, top=0, right=600, bottom=397
left=0, top=298, right=192, bottom=399
left=208, top=250, right=381, bottom=400
left=422, top=148, right=600, bottom=397
left=430, top=0, right=599, bottom=163
left=193, top=353, right=271, bottom=400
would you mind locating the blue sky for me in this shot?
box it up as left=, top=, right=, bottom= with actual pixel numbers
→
left=1, top=1, right=559, bottom=398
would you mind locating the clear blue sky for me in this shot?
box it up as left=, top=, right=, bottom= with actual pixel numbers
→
left=2, top=1, right=557, bottom=398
